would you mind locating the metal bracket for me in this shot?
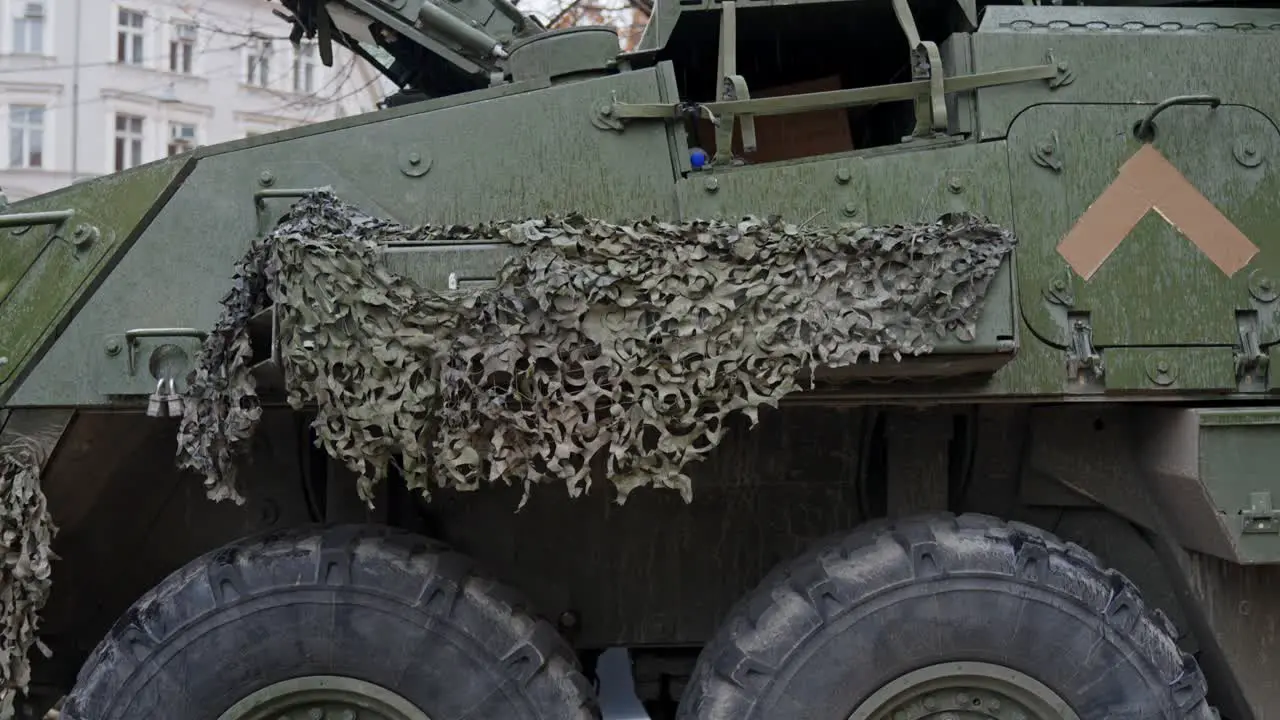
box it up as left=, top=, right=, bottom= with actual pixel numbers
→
left=253, top=186, right=333, bottom=234
left=713, top=0, right=739, bottom=165
left=123, top=328, right=209, bottom=376
left=1066, top=315, right=1104, bottom=384
left=1242, top=491, right=1280, bottom=535
left=600, top=64, right=1059, bottom=131
left=891, top=0, right=946, bottom=137
left=1234, top=310, right=1268, bottom=386
left=253, top=186, right=333, bottom=208
left=0, top=208, right=98, bottom=250
left=1031, top=130, right=1063, bottom=173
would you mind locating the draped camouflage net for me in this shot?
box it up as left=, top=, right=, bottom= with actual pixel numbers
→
left=175, top=191, right=1017, bottom=508
left=0, top=431, right=57, bottom=720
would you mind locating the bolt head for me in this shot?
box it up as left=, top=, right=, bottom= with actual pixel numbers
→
left=1156, top=360, right=1169, bottom=373
left=1052, top=278, right=1066, bottom=291
left=258, top=171, right=275, bottom=186
left=835, top=167, right=851, bottom=184
left=843, top=202, right=859, bottom=217
left=704, top=177, right=719, bottom=192
left=1260, top=278, right=1273, bottom=291
left=947, top=177, right=964, bottom=193
left=105, top=339, right=122, bottom=356
left=408, top=152, right=422, bottom=165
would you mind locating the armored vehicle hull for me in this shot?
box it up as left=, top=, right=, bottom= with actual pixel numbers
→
left=2, top=0, right=1279, bottom=718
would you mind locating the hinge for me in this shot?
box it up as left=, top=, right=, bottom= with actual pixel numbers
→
left=1242, top=491, right=1280, bottom=535
left=1066, top=313, right=1103, bottom=386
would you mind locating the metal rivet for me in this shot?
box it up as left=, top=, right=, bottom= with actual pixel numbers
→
left=947, top=177, right=964, bottom=193
left=599, top=103, right=613, bottom=116
left=956, top=693, right=969, bottom=704
left=105, top=338, right=122, bottom=357
left=835, top=167, right=851, bottom=184
left=989, top=699, right=1001, bottom=711
left=1156, top=360, right=1170, bottom=374
left=842, top=202, right=859, bottom=217
left=1052, top=278, right=1066, bottom=291
left=258, top=170, right=275, bottom=187
left=1248, top=269, right=1277, bottom=302
left=704, top=177, right=719, bottom=192
left=408, top=152, right=422, bottom=165
left=71, top=224, right=99, bottom=250
left=1234, top=138, right=1264, bottom=168
left=924, top=696, right=937, bottom=710
left=558, top=610, right=579, bottom=628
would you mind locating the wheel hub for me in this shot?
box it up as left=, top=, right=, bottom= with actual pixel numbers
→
left=848, top=661, right=1081, bottom=720
left=215, top=675, right=430, bottom=720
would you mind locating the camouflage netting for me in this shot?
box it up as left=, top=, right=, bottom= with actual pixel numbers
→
left=175, top=191, right=1017, bottom=508
left=0, top=435, right=56, bottom=720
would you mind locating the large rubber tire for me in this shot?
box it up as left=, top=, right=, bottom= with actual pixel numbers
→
left=677, top=513, right=1216, bottom=720
left=61, top=524, right=599, bottom=720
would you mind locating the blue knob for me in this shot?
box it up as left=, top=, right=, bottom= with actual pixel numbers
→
left=690, top=147, right=708, bottom=169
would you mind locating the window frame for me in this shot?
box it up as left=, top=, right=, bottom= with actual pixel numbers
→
left=116, top=7, right=145, bottom=66
left=12, top=0, right=48, bottom=55
left=7, top=103, right=45, bottom=169
left=113, top=112, right=145, bottom=172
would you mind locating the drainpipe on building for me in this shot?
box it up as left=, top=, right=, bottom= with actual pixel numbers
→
left=70, top=0, right=82, bottom=181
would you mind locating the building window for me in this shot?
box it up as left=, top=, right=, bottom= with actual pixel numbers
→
left=13, top=1, right=45, bottom=54
left=167, top=121, right=196, bottom=156
left=170, top=23, right=196, bottom=74
left=246, top=36, right=272, bottom=87
left=116, top=8, right=144, bottom=65
left=8, top=105, right=44, bottom=168
left=292, top=41, right=316, bottom=93
left=114, top=113, right=144, bottom=171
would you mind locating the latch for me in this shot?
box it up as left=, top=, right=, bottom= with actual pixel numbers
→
left=1234, top=309, right=1268, bottom=386
left=1242, top=491, right=1280, bottom=535
left=1066, top=314, right=1103, bottom=385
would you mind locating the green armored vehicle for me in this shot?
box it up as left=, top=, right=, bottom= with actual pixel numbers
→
left=2, top=0, right=1279, bottom=717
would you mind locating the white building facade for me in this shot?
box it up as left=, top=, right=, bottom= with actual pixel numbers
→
left=0, top=0, right=391, bottom=201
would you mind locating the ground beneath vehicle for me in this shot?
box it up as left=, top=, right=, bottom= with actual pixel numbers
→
left=2, top=0, right=1280, bottom=717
